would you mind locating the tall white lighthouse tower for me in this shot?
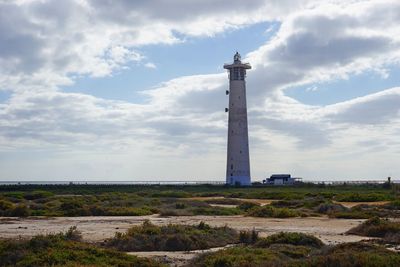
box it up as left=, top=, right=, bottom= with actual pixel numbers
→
left=224, top=52, right=251, bottom=186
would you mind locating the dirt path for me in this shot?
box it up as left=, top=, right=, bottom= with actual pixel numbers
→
left=0, top=215, right=365, bottom=245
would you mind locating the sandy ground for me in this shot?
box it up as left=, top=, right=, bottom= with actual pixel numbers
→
left=0, top=215, right=371, bottom=266
left=0, top=215, right=366, bottom=245
left=0, top=199, right=390, bottom=266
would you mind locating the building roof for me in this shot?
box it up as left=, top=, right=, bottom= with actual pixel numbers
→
left=270, top=174, right=291, bottom=179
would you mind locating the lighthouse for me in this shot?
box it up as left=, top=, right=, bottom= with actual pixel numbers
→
left=224, top=52, right=251, bottom=186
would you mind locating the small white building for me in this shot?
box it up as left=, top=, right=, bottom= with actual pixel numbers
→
left=264, top=174, right=301, bottom=185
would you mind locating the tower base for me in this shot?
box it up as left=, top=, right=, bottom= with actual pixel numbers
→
left=227, top=176, right=251, bottom=186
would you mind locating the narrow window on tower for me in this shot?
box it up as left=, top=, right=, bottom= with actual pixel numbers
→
left=233, top=67, right=239, bottom=80
left=231, top=164, right=233, bottom=170
left=239, top=69, right=245, bottom=80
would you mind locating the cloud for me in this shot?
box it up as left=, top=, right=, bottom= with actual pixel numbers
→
left=0, top=0, right=311, bottom=92
left=1, top=0, right=400, bottom=179
left=248, top=1, right=400, bottom=91
left=144, top=62, right=157, bottom=69
left=323, top=87, right=400, bottom=125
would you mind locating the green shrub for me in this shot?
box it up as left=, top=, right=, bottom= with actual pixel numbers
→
left=271, top=200, right=303, bottom=208
left=239, top=229, right=258, bottom=244
left=193, top=240, right=400, bottom=267
left=0, top=199, right=13, bottom=210
left=255, top=232, right=324, bottom=248
left=104, top=220, right=239, bottom=251
left=151, top=191, right=191, bottom=198
left=307, top=242, right=400, bottom=267
left=64, top=226, right=82, bottom=241
left=0, top=233, right=161, bottom=267
left=347, top=217, right=400, bottom=238
left=88, top=205, right=106, bottom=215
left=24, top=191, right=54, bottom=200
left=10, top=204, right=30, bottom=217
left=316, top=203, right=348, bottom=214
left=192, top=246, right=288, bottom=267
left=105, top=207, right=155, bottom=216
left=335, top=193, right=390, bottom=202
left=127, top=220, right=162, bottom=236
left=0, top=200, right=14, bottom=216
left=269, top=243, right=312, bottom=259
left=330, top=211, right=372, bottom=219
left=159, top=209, right=179, bottom=216
left=246, top=205, right=298, bottom=218
left=159, top=209, right=192, bottom=216
left=0, top=184, right=396, bottom=219
left=60, top=200, right=86, bottom=216
left=175, top=202, right=186, bottom=209
left=237, top=201, right=259, bottom=211
left=191, top=206, right=242, bottom=216
left=198, top=221, right=211, bottom=230
left=3, top=192, right=25, bottom=199
left=384, top=199, right=400, bottom=210
left=164, top=234, right=193, bottom=251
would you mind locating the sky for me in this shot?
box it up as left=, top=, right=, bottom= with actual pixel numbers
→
left=0, top=0, right=399, bottom=182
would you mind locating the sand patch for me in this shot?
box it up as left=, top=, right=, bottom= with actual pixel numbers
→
left=0, top=215, right=371, bottom=267
left=0, top=215, right=366, bottom=245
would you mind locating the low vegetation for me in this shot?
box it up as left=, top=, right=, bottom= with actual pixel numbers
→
left=0, top=227, right=162, bottom=267
left=192, top=232, right=400, bottom=267
left=255, top=232, right=324, bottom=248
left=334, top=192, right=392, bottom=202
left=307, top=242, right=400, bottom=267
left=315, top=202, right=348, bottom=214
left=194, top=246, right=291, bottom=267
left=246, top=205, right=299, bottom=218
left=347, top=217, right=400, bottom=244
left=238, top=229, right=259, bottom=244
left=0, top=183, right=398, bottom=218
left=104, top=220, right=240, bottom=251
left=2, top=184, right=400, bottom=266
left=384, top=199, right=400, bottom=210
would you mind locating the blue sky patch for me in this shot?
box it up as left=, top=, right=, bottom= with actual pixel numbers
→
left=286, top=66, right=400, bottom=106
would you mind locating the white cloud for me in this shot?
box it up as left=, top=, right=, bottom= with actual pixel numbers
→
left=1, top=0, right=400, bottom=180
left=144, top=62, right=157, bottom=69
left=322, top=87, right=400, bottom=125
left=0, top=0, right=311, bottom=92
